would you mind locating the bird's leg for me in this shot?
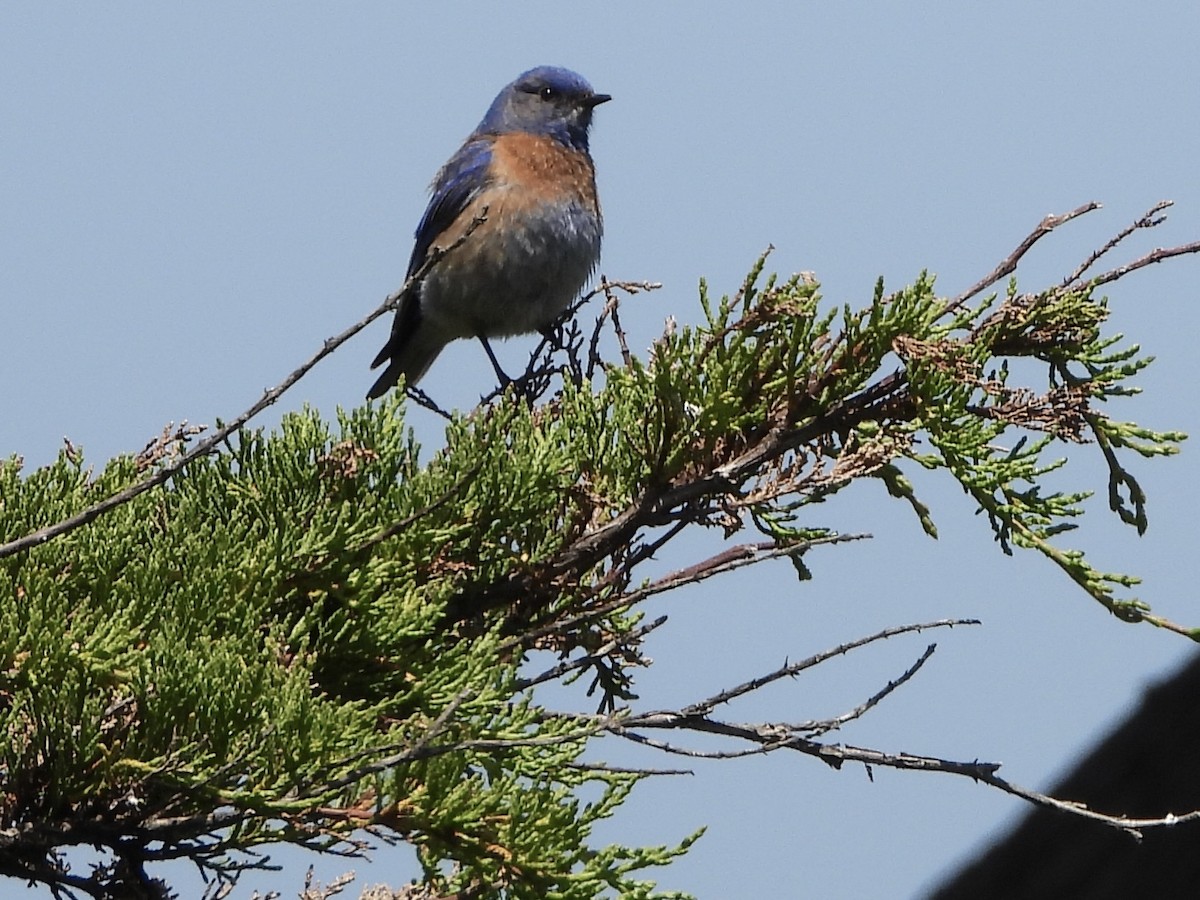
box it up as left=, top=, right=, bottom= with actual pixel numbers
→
left=478, top=336, right=513, bottom=388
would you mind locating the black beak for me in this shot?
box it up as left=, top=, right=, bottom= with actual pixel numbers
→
left=583, top=92, right=612, bottom=108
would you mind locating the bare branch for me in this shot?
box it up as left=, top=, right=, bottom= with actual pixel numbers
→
left=564, top=761, right=693, bottom=777
left=804, top=642, right=938, bottom=736
left=1086, top=239, right=1200, bottom=289
left=0, top=213, right=489, bottom=561
left=503, top=534, right=869, bottom=655
left=606, top=711, right=1200, bottom=838
left=681, top=620, right=974, bottom=716
left=945, top=202, right=1101, bottom=314
left=1062, top=200, right=1173, bottom=287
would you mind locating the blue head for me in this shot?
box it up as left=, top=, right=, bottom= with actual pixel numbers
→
left=477, top=66, right=611, bottom=151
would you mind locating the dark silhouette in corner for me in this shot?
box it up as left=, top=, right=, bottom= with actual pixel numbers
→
left=928, top=652, right=1200, bottom=899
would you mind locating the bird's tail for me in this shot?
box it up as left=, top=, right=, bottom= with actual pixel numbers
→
left=367, top=288, right=447, bottom=398
left=366, top=327, right=445, bottom=398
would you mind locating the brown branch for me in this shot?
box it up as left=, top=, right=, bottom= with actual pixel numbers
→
left=543, top=372, right=905, bottom=583
left=639, top=535, right=866, bottom=604
left=1062, top=200, right=1173, bottom=287
left=599, top=276, right=645, bottom=370
left=945, top=202, right=1101, bottom=315
left=681, top=620, right=974, bottom=716
left=608, top=712, right=1200, bottom=837
left=0, top=213, right=489, bottom=561
left=501, top=533, right=869, bottom=655
left=1086, top=239, right=1200, bottom=289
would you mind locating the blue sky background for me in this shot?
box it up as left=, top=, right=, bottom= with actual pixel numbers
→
left=4, top=4, right=1199, bottom=898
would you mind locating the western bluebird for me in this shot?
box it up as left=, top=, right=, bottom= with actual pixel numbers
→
left=367, top=66, right=610, bottom=398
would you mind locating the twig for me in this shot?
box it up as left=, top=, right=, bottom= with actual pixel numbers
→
left=613, top=730, right=777, bottom=760
left=1062, top=200, right=1173, bottom=287
left=514, top=615, right=669, bottom=691
left=564, top=761, right=693, bottom=777
left=598, top=276, right=646, bottom=369
left=945, top=202, right=1101, bottom=314
left=644, top=535, right=868, bottom=602
left=356, top=461, right=484, bottom=551
left=401, top=687, right=475, bottom=762
left=804, top=642, right=938, bottom=736
left=310, top=727, right=607, bottom=796
left=604, top=714, right=1200, bottom=837
left=586, top=281, right=620, bottom=379
left=623, top=519, right=690, bottom=572
left=0, top=213, right=489, bottom=561
left=403, top=385, right=454, bottom=421
left=1086, top=239, right=1200, bottom=289
left=681, top=621, right=972, bottom=716
left=502, top=534, right=868, bottom=654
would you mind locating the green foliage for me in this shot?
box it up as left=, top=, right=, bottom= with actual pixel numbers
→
left=0, top=403, right=696, bottom=898
left=0, top=230, right=1188, bottom=896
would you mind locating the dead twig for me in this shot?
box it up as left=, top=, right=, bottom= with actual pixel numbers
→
left=945, top=202, right=1101, bottom=315
left=0, top=213, right=490, bottom=561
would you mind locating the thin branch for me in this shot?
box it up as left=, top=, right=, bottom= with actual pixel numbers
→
left=606, top=714, right=1200, bottom=837
left=503, top=534, right=868, bottom=655
left=403, top=385, right=454, bottom=421
left=642, top=534, right=868, bottom=602
left=0, top=213, right=489, bottom=561
left=586, top=283, right=620, bottom=379
left=804, top=642, right=938, bottom=736
left=564, top=761, right=693, bottom=777
left=681, top=620, right=974, bottom=716
left=311, top=688, right=476, bottom=783
left=598, top=277, right=648, bottom=370
left=945, top=202, right=1101, bottom=314
left=358, top=461, right=484, bottom=551
left=1062, top=200, right=1173, bottom=287
left=613, top=729, right=777, bottom=760
left=402, top=688, right=475, bottom=762
left=1086, top=239, right=1200, bottom=289
left=310, top=727, right=606, bottom=796
left=973, top=770, right=1200, bottom=837
left=275, top=624, right=963, bottom=810
left=515, top=615, right=669, bottom=691
left=623, top=519, right=690, bottom=571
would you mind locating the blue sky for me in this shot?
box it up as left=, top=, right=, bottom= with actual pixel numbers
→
left=4, top=4, right=1199, bottom=898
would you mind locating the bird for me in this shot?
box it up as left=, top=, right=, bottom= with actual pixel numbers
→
left=367, top=66, right=611, bottom=398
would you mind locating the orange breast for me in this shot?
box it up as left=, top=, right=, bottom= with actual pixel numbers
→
left=488, top=132, right=600, bottom=213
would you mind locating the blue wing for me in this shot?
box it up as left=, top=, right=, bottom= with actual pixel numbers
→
left=406, top=138, right=495, bottom=278
left=367, top=137, right=497, bottom=396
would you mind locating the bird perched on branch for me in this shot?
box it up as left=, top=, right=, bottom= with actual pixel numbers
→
left=367, top=66, right=610, bottom=397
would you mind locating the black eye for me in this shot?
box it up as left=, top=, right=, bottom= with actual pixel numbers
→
left=539, top=86, right=555, bottom=100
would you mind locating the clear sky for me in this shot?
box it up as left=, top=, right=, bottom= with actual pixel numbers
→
left=4, top=4, right=1199, bottom=898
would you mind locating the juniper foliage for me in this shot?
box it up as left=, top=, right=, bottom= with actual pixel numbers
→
left=0, top=208, right=1193, bottom=898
